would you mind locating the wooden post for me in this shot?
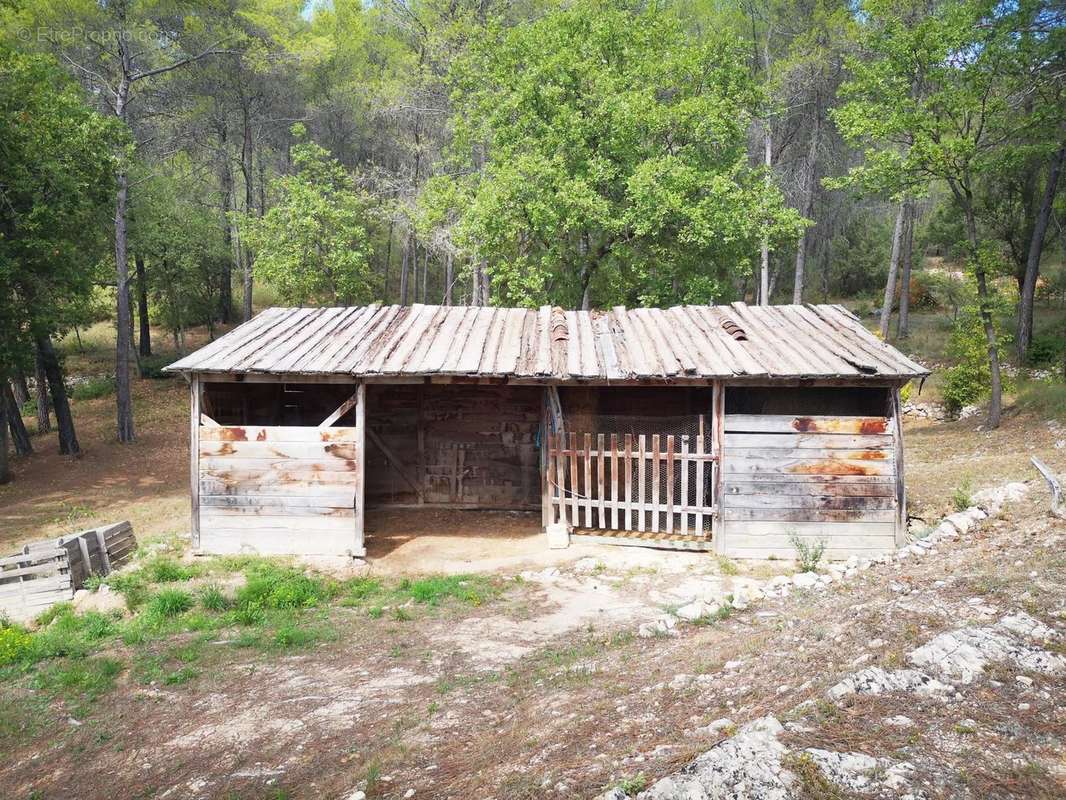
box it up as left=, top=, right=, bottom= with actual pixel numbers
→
left=583, top=433, right=593, bottom=527
left=890, top=385, right=906, bottom=548
left=190, top=375, right=201, bottom=550
left=680, top=435, right=689, bottom=535
left=541, top=397, right=551, bottom=529
left=569, top=432, right=579, bottom=526
left=712, top=381, right=725, bottom=554
left=354, top=382, right=367, bottom=557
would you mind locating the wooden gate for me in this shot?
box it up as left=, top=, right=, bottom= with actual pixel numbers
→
left=545, top=430, right=719, bottom=546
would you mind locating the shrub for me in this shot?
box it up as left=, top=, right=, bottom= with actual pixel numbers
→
left=145, top=589, right=194, bottom=618
left=953, top=480, right=974, bottom=512
left=70, top=376, right=116, bottom=401
left=789, top=533, right=826, bottom=573
left=942, top=304, right=1013, bottom=415
left=0, top=625, right=33, bottom=665
left=1025, top=331, right=1066, bottom=368
left=231, top=601, right=265, bottom=626
left=138, top=355, right=174, bottom=380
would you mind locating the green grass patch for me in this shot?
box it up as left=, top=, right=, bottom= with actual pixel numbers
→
left=70, top=376, right=116, bottom=401
left=198, top=584, right=229, bottom=612
left=32, top=656, right=123, bottom=709
left=237, top=564, right=338, bottom=610
left=145, top=588, right=195, bottom=619
left=1017, top=378, right=1066, bottom=420
left=144, top=557, right=198, bottom=583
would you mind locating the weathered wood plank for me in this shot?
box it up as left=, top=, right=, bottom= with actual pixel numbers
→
left=720, top=482, right=895, bottom=494
left=724, top=415, right=890, bottom=435
left=723, top=433, right=892, bottom=450
left=199, top=528, right=359, bottom=556
left=651, top=434, right=660, bottom=533
left=569, top=432, right=580, bottom=525
left=723, top=457, right=894, bottom=477
left=637, top=434, right=646, bottom=532
left=584, top=433, right=593, bottom=528
left=200, top=511, right=355, bottom=531
left=624, top=434, right=633, bottom=532
left=200, top=425, right=358, bottom=443
left=200, top=441, right=360, bottom=460
left=726, top=447, right=893, bottom=462
left=722, top=508, right=896, bottom=523
left=723, top=489, right=896, bottom=506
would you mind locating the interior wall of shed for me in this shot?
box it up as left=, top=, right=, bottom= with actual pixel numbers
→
left=364, top=384, right=542, bottom=510
left=202, top=381, right=359, bottom=427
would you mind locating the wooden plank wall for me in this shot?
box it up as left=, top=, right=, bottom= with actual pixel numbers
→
left=720, top=413, right=898, bottom=559
left=365, top=385, right=541, bottom=509
left=198, top=424, right=362, bottom=555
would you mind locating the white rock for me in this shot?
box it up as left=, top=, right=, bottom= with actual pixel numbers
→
left=827, top=667, right=954, bottom=701
left=695, top=717, right=735, bottom=736
left=792, top=572, right=819, bottom=589
left=884, top=715, right=914, bottom=727
left=348, top=792, right=366, bottom=800
left=676, top=600, right=715, bottom=622
left=908, top=617, right=1066, bottom=684
left=639, top=717, right=789, bottom=800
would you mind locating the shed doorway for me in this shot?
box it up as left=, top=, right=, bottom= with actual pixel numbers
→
left=544, top=386, right=722, bottom=549
left=362, top=383, right=544, bottom=555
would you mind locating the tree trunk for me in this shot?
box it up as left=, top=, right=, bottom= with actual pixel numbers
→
left=443, top=251, right=454, bottom=306
left=0, top=398, right=8, bottom=484
left=219, top=129, right=234, bottom=324
left=760, top=119, right=772, bottom=306
left=422, top=248, right=429, bottom=303
left=11, top=370, right=29, bottom=407
left=1017, top=140, right=1066, bottom=357
left=2, top=382, right=32, bottom=455
left=896, top=201, right=916, bottom=339
left=399, top=235, right=411, bottom=306
left=114, top=166, right=136, bottom=443
left=792, top=114, right=821, bottom=304
left=383, top=220, right=394, bottom=300
left=136, top=255, right=151, bottom=357
left=879, top=200, right=906, bottom=339
left=35, top=335, right=80, bottom=456
left=34, top=352, right=51, bottom=433
left=241, top=108, right=255, bottom=322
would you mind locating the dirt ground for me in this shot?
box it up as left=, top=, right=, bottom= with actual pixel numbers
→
left=2, top=484, right=1063, bottom=799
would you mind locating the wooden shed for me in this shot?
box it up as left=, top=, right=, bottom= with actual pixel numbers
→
left=166, top=303, right=928, bottom=560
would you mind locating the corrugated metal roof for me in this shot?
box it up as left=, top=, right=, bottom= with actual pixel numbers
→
left=165, top=303, right=929, bottom=381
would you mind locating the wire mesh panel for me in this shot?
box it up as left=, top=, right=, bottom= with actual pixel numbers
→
left=545, top=413, right=718, bottom=538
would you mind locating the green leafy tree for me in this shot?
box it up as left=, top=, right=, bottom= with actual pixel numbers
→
left=243, top=125, right=378, bottom=305
left=431, top=0, right=803, bottom=309
left=832, top=0, right=1044, bottom=428
left=128, top=159, right=229, bottom=354
left=0, top=46, right=120, bottom=457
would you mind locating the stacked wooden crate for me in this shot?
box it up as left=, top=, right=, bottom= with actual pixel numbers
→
left=0, top=521, right=136, bottom=622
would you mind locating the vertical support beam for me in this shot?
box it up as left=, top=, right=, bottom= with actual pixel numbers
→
left=712, top=381, right=726, bottom=555
left=890, top=385, right=906, bottom=548
left=190, top=375, right=201, bottom=550
left=354, top=382, right=367, bottom=557
left=541, top=392, right=551, bottom=529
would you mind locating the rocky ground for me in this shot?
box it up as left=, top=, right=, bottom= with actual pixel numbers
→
left=3, top=474, right=1064, bottom=800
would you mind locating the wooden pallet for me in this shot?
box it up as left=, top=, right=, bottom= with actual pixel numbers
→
left=0, top=521, right=136, bottom=622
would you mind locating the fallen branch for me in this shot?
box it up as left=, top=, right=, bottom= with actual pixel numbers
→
left=1030, top=457, right=1066, bottom=520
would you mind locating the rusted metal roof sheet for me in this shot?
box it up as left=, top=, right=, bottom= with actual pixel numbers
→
left=166, top=303, right=929, bottom=381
